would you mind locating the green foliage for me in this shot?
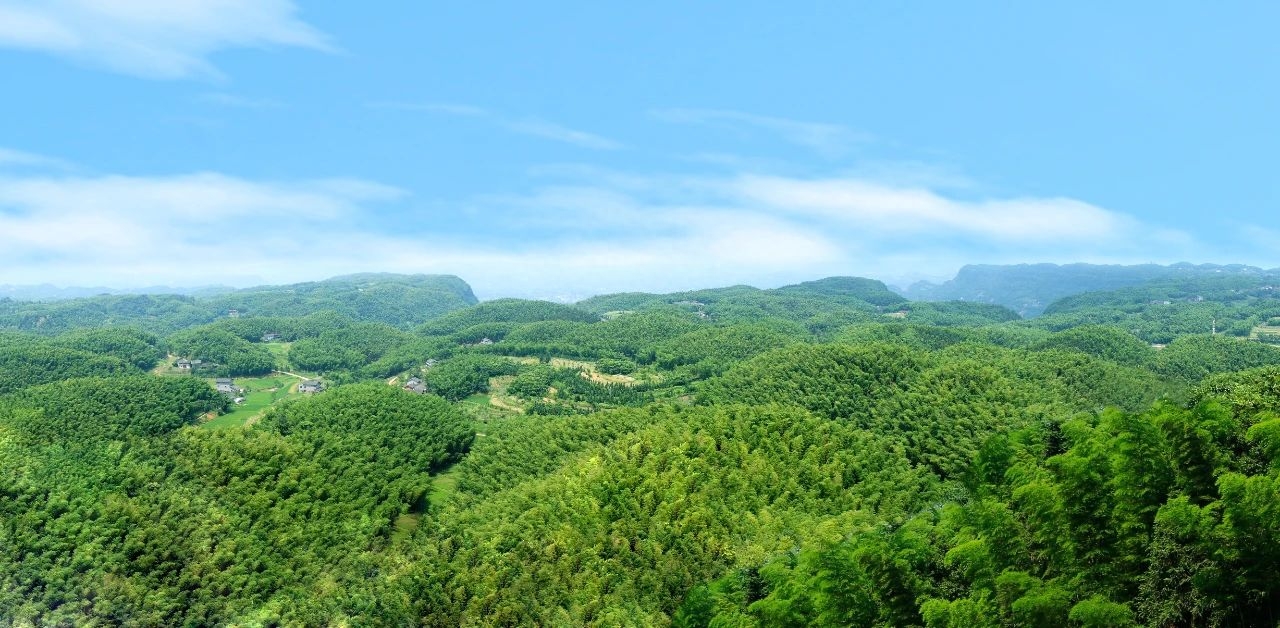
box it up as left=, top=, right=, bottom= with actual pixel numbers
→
left=0, top=382, right=471, bottom=625
left=771, top=276, right=908, bottom=307
left=452, top=409, right=654, bottom=500
left=286, top=322, right=411, bottom=373
left=835, top=322, right=979, bottom=351
left=423, top=354, right=520, bottom=401
left=408, top=404, right=933, bottom=625
left=653, top=322, right=806, bottom=378
left=1154, top=334, right=1280, bottom=382
left=261, top=382, right=473, bottom=472
left=898, top=300, right=1022, bottom=325
left=1033, top=272, right=1280, bottom=343
left=0, top=274, right=476, bottom=335
left=596, top=356, right=638, bottom=375
left=506, top=364, right=554, bottom=400
left=1190, top=365, right=1280, bottom=417
left=1, top=375, right=226, bottom=443
left=167, top=326, right=276, bottom=376
left=0, top=333, right=134, bottom=394
left=1033, top=325, right=1155, bottom=368
left=687, top=389, right=1280, bottom=627
left=698, top=343, right=926, bottom=420
left=0, top=293, right=214, bottom=335
left=418, top=298, right=597, bottom=336
left=495, top=309, right=703, bottom=363
left=13, top=271, right=1280, bottom=625
left=210, top=273, right=477, bottom=327
left=575, top=277, right=906, bottom=331
left=55, top=327, right=166, bottom=370
left=905, top=262, right=1273, bottom=317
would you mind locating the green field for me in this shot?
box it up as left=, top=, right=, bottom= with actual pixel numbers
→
left=265, top=341, right=292, bottom=369
left=390, top=466, right=460, bottom=543
left=200, top=373, right=302, bottom=430
left=427, top=467, right=460, bottom=508
left=1251, top=325, right=1280, bottom=344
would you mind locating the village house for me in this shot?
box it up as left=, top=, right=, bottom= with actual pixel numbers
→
left=215, top=378, right=242, bottom=396
left=403, top=377, right=428, bottom=394
left=261, top=332, right=280, bottom=342
left=299, top=379, right=325, bottom=394
left=175, top=358, right=191, bottom=370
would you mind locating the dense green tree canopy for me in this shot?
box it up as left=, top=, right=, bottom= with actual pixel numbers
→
left=6, top=269, right=1280, bottom=625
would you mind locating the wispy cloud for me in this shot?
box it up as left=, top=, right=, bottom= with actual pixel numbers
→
left=197, top=93, right=286, bottom=109
left=503, top=119, right=623, bottom=150
left=0, top=147, right=74, bottom=170
left=652, top=108, right=868, bottom=156
left=0, top=151, right=1224, bottom=298
left=0, top=0, right=331, bottom=79
left=370, top=102, right=624, bottom=150
left=728, top=175, right=1132, bottom=241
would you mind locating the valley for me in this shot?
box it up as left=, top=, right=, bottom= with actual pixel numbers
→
left=3, top=267, right=1280, bottom=626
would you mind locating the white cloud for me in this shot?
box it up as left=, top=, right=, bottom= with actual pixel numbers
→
left=370, top=102, right=624, bottom=150
left=0, top=147, right=73, bottom=170
left=0, top=172, right=403, bottom=270
left=0, top=0, right=331, bottom=79
left=0, top=155, right=1221, bottom=299
left=0, top=167, right=842, bottom=296
left=652, top=108, right=868, bottom=156
left=729, top=175, right=1134, bottom=241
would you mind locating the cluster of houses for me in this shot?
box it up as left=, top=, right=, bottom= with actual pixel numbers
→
left=215, top=378, right=245, bottom=404
left=399, top=359, right=440, bottom=394
left=208, top=376, right=325, bottom=404
left=175, top=358, right=218, bottom=372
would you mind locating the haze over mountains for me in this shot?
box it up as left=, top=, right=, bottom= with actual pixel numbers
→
left=897, top=262, right=1280, bottom=317
left=7, top=255, right=1280, bottom=625
left=7, top=263, right=1280, bottom=320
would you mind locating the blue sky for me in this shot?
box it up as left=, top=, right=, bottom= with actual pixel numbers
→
left=1, top=1, right=1277, bottom=299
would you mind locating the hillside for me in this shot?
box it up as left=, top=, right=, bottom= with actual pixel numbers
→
left=0, top=273, right=477, bottom=334
left=4, top=271, right=1280, bottom=625
left=900, top=262, right=1278, bottom=317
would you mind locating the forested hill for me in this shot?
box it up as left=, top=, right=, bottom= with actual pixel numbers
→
left=578, top=276, right=907, bottom=314
left=0, top=273, right=477, bottom=334
left=8, top=269, right=1280, bottom=625
left=900, top=262, right=1278, bottom=317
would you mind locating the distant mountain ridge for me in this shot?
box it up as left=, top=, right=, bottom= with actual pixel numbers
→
left=0, top=274, right=477, bottom=334
left=897, top=262, right=1279, bottom=317
left=0, top=283, right=235, bottom=301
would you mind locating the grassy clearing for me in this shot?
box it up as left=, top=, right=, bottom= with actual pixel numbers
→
left=548, top=357, right=643, bottom=386
left=460, top=393, right=511, bottom=425
left=550, top=357, right=593, bottom=370
left=391, top=466, right=462, bottom=543
left=428, top=468, right=460, bottom=508
left=200, top=373, right=301, bottom=430
left=391, top=514, right=421, bottom=544
left=1251, top=325, right=1280, bottom=344
left=264, top=342, right=292, bottom=369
